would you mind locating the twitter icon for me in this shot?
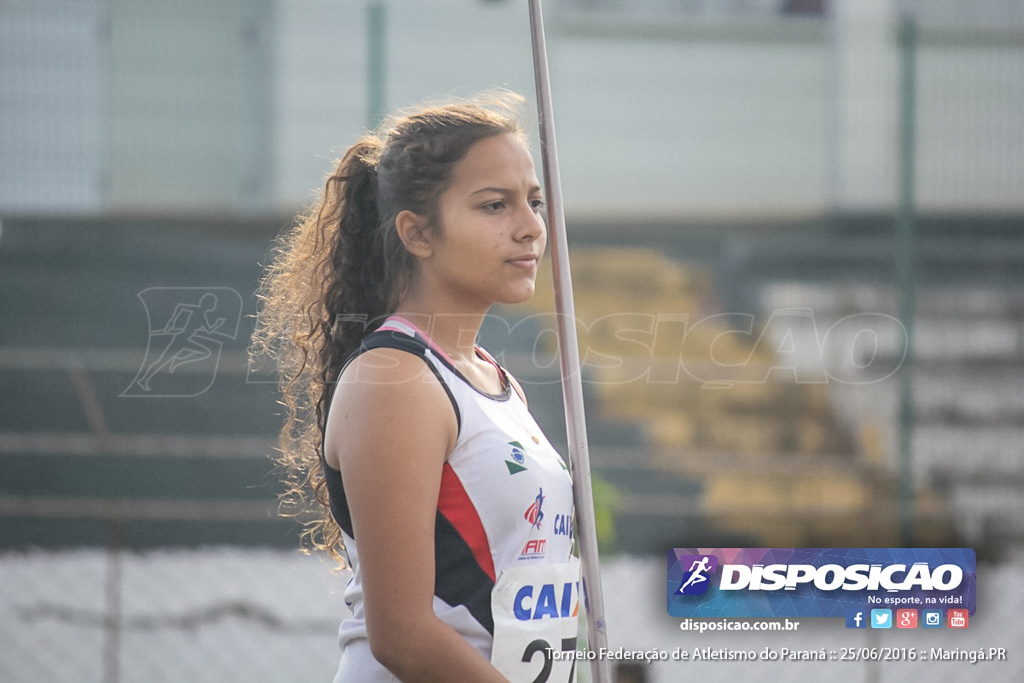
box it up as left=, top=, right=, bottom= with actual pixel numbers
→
left=870, top=609, right=892, bottom=629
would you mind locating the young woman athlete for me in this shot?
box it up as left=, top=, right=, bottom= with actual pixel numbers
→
left=252, top=92, right=579, bottom=682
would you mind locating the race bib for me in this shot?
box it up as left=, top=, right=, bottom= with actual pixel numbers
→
left=490, top=558, right=581, bottom=683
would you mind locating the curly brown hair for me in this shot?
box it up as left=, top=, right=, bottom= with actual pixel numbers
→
left=250, top=91, right=528, bottom=563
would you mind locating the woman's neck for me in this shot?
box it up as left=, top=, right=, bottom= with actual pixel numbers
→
left=387, top=308, right=487, bottom=366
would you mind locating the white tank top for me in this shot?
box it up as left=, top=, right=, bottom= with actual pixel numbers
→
left=323, top=316, right=576, bottom=681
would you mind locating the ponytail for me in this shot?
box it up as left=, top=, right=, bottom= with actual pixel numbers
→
left=323, top=138, right=387, bottom=369
left=251, top=135, right=389, bottom=562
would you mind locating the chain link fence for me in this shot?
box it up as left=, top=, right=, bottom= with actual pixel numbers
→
left=0, top=548, right=348, bottom=683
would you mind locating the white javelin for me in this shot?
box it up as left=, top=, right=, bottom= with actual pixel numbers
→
left=527, top=2, right=612, bottom=683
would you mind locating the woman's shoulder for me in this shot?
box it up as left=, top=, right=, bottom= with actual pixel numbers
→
left=325, top=346, right=459, bottom=468
left=340, top=345, right=438, bottom=387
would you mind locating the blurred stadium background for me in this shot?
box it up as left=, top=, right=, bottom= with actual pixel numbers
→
left=1, top=0, right=1022, bottom=681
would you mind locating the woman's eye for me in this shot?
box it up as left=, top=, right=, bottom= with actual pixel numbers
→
left=530, top=198, right=546, bottom=212
left=483, top=201, right=505, bottom=212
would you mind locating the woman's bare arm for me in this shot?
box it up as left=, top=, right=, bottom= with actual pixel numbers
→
left=325, top=348, right=508, bottom=682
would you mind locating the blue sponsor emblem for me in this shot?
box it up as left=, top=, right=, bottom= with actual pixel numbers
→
left=505, top=441, right=528, bottom=474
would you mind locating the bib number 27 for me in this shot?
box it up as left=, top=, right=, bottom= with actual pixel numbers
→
left=521, top=637, right=577, bottom=683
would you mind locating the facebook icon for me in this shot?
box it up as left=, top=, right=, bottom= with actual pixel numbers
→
left=845, top=609, right=867, bottom=629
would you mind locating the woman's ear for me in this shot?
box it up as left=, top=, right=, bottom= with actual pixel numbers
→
left=395, top=209, right=433, bottom=258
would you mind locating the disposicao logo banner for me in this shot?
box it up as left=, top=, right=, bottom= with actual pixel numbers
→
left=667, top=548, right=976, bottom=618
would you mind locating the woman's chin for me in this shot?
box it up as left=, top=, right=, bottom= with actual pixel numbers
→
left=500, top=285, right=537, bottom=306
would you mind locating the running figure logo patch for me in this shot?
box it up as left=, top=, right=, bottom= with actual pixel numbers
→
left=524, top=488, right=545, bottom=529
left=675, top=554, right=718, bottom=596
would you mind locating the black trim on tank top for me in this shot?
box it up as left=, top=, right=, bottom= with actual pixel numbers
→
left=321, top=328, right=464, bottom=539
left=358, top=331, right=463, bottom=434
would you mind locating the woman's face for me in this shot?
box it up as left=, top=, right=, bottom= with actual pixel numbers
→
left=425, top=133, right=547, bottom=310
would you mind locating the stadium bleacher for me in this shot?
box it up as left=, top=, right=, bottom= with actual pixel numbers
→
left=2, top=214, right=1022, bottom=557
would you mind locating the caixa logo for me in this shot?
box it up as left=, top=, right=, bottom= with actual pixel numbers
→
left=514, top=580, right=580, bottom=621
